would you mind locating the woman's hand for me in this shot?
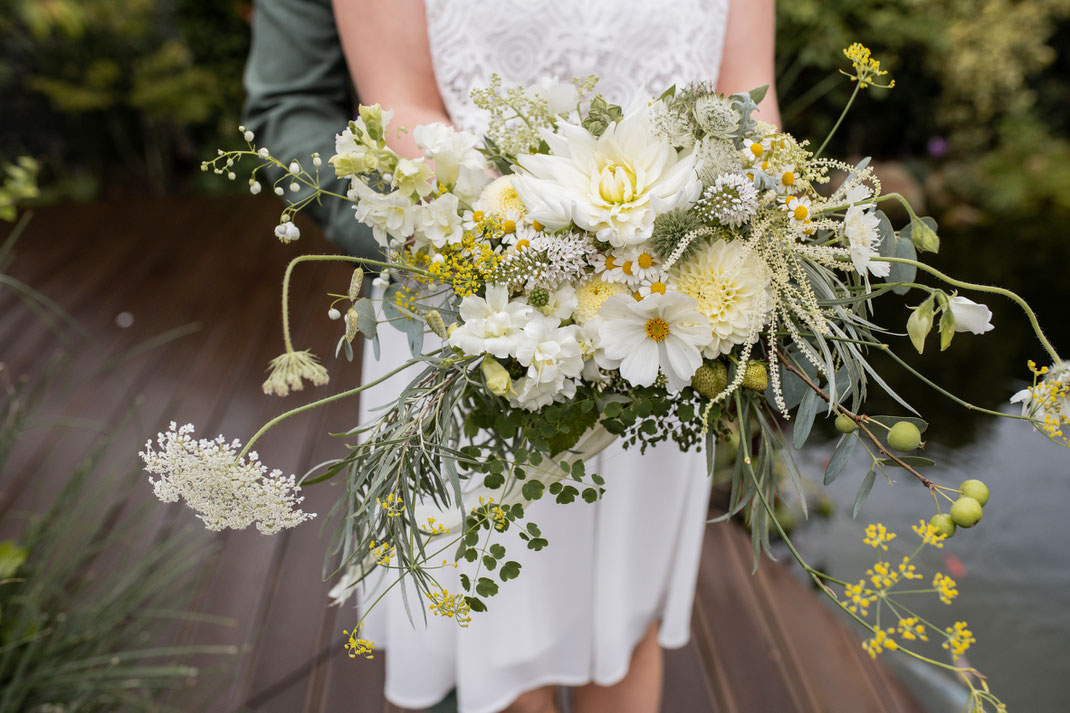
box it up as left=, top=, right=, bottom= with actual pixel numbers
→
left=332, top=0, right=453, bottom=158
left=717, top=0, right=781, bottom=128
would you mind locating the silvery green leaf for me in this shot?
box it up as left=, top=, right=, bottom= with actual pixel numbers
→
left=748, top=84, right=769, bottom=104
left=793, top=389, right=821, bottom=449
left=824, top=434, right=858, bottom=485
left=353, top=297, right=378, bottom=340
left=852, top=468, right=877, bottom=518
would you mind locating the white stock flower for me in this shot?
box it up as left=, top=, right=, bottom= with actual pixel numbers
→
left=414, top=122, right=489, bottom=202
left=948, top=296, right=994, bottom=334
left=597, top=291, right=711, bottom=392
left=515, top=317, right=584, bottom=388
left=843, top=186, right=889, bottom=277
left=392, top=158, right=434, bottom=199
left=349, top=181, right=416, bottom=247
left=449, top=284, right=534, bottom=359
left=537, top=284, right=578, bottom=321
left=528, top=77, right=580, bottom=116
left=414, top=193, right=464, bottom=248
left=670, top=238, right=772, bottom=358
left=140, top=423, right=315, bottom=535
left=511, top=101, right=701, bottom=247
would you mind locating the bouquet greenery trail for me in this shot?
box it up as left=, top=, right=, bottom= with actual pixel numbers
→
left=141, top=45, right=1066, bottom=711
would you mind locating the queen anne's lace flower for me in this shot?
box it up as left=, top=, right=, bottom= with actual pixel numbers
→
left=140, top=423, right=314, bottom=535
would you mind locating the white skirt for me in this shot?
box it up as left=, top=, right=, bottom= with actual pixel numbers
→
left=358, top=321, right=712, bottom=713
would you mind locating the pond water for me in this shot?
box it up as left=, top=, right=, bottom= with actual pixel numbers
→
left=785, top=219, right=1070, bottom=711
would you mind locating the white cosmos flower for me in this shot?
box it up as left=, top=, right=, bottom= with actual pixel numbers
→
left=948, top=296, right=994, bottom=334
left=448, top=285, right=534, bottom=359
left=511, top=101, right=701, bottom=247
left=414, top=193, right=464, bottom=248
left=597, top=292, right=711, bottom=392
left=349, top=181, right=416, bottom=247
left=842, top=185, right=889, bottom=277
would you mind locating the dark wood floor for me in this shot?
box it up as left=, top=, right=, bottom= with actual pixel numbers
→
left=0, top=195, right=926, bottom=713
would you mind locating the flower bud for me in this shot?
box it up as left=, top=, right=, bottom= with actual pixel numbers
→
left=906, top=296, right=935, bottom=354
left=481, top=358, right=513, bottom=397
left=948, top=296, right=994, bottom=335
left=348, top=268, right=365, bottom=301
left=741, top=361, right=769, bottom=393
left=289, top=160, right=301, bottom=175
left=328, top=307, right=342, bottom=320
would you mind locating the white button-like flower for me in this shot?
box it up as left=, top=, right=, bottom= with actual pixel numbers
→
left=597, top=291, right=712, bottom=392
left=948, top=296, right=994, bottom=334
left=414, top=193, right=464, bottom=248
left=511, top=101, right=701, bottom=247
left=449, top=285, right=534, bottom=359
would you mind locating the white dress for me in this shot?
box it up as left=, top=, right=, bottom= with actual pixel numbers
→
left=360, top=2, right=729, bottom=711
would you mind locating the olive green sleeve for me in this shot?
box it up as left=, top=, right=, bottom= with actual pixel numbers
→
left=241, top=0, right=381, bottom=260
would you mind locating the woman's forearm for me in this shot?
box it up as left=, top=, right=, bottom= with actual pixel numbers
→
left=717, top=0, right=781, bottom=127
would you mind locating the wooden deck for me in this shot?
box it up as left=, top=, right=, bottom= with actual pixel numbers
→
left=0, top=195, right=926, bottom=713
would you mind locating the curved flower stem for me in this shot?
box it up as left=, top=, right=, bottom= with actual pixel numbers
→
left=278, top=254, right=432, bottom=353
left=872, top=255, right=1062, bottom=366
left=237, top=356, right=423, bottom=461
left=813, top=82, right=861, bottom=159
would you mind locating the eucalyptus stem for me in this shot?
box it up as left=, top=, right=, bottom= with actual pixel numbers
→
left=814, top=82, right=861, bottom=158
left=873, top=255, right=1062, bottom=365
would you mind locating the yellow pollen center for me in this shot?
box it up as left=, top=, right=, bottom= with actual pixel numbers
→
left=516, top=238, right=530, bottom=251
left=650, top=281, right=666, bottom=294
left=597, top=162, right=638, bottom=204
left=782, top=172, right=795, bottom=186
left=645, top=317, right=671, bottom=342
left=637, top=253, right=654, bottom=269
left=750, top=143, right=764, bottom=157
left=532, top=220, right=544, bottom=231
left=605, top=256, right=618, bottom=270
left=622, top=261, right=634, bottom=275
left=761, top=160, right=770, bottom=171
left=472, top=210, right=484, bottom=221
left=503, top=220, right=516, bottom=234
left=633, top=291, right=643, bottom=301
left=793, top=205, right=809, bottom=221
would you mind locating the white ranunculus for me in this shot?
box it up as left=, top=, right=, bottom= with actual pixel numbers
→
left=414, top=122, right=489, bottom=202
left=948, top=296, right=994, bottom=334
left=348, top=181, right=416, bottom=247
left=448, top=285, right=534, bottom=359
left=511, top=101, right=701, bottom=247
left=414, top=193, right=464, bottom=248
left=597, top=291, right=711, bottom=392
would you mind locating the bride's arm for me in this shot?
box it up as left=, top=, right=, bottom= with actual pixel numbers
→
left=331, top=0, right=452, bottom=159
left=717, top=0, right=781, bottom=127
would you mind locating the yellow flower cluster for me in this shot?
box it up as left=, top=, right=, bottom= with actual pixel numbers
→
left=933, top=572, right=959, bottom=605
left=897, top=556, right=923, bottom=581
left=343, top=628, right=375, bottom=659
left=897, top=617, right=928, bottom=642
left=424, top=517, right=449, bottom=535
left=867, top=560, right=899, bottom=590
left=369, top=540, right=395, bottom=566
left=843, top=580, right=877, bottom=616
left=843, top=43, right=895, bottom=89
left=862, top=627, right=899, bottom=659
left=943, top=621, right=976, bottom=661
left=475, top=496, right=508, bottom=531
left=912, top=519, right=948, bottom=548
left=429, top=586, right=473, bottom=626
left=377, top=492, right=405, bottom=518
left=864, top=523, right=897, bottom=550
left=392, top=284, right=417, bottom=320
left=1023, top=360, right=1070, bottom=445
left=428, top=233, right=501, bottom=298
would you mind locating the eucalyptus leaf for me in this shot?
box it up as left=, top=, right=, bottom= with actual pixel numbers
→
left=824, top=434, right=859, bottom=485
left=852, top=468, right=878, bottom=518
left=748, top=84, right=769, bottom=104
left=793, top=388, right=821, bottom=449
left=353, top=297, right=378, bottom=340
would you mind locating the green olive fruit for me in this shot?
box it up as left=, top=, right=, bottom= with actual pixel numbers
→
left=949, top=496, right=984, bottom=528
left=834, top=414, right=858, bottom=434
left=887, top=421, right=923, bottom=452
left=929, top=513, right=957, bottom=538
left=959, top=479, right=990, bottom=507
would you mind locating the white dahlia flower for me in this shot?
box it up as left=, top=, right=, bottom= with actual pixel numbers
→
left=597, top=291, right=712, bottom=392
left=449, top=284, right=534, bottom=359
left=670, top=239, right=772, bottom=358
left=511, top=101, right=701, bottom=247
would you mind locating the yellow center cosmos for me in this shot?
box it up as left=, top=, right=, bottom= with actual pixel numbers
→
left=597, top=162, right=638, bottom=204
left=645, top=317, right=671, bottom=342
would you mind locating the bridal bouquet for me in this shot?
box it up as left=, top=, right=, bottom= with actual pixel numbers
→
left=142, top=45, right=1064, bottom=710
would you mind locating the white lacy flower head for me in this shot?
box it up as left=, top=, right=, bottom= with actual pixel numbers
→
left=695, top=136, right=744, bottom=185
left=702, top=172, right=759, bottom=227
left=348, top=181, right=416, bottom=247
left=511, top=100, right=701, bottom=247
left=842, top=185, right=890, bottom=277
left=413, top=122, right=488, bottom=202
left=948, top=295, right=994, bottom=334
left=140, top=423, right=315, bottom=535
left=597, top=291, right=712, bottom=392
left=448, top=284, right=535, bottom=359
left=670, top=238, right=773, bottom=358
left=527, top=232, right=597, bottom=287
left=693, top=94, right=740, bottom=139
left=414, top=193, right=464, bottom=248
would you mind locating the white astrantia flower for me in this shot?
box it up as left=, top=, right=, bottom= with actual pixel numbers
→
left=511, top=101, right=701, bottom=247
left=413, top=122, right=488, bottom=202
left=597, top=291, right=712, bottom=392
left=348, top=181, right=416, bottom=247
left=414, top=193, right=464, bottom=248
left=670, top=238, right=772, bottom=358
left=140, top=423, right=315, bottom=535
left=948, top=295, right=994, bottom=334
left=449, top=284, right=534, bottom=359
left=842, top=185, right=890, bottom=277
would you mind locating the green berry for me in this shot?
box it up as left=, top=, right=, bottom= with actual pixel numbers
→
left=929, top=513, right=956, bottom=538
left=949, top=497, right=984, bottom=528
left=691, top=361, right=728, bottom=399
left=528, top=287, right=549, bottom=307
left=887, top=421, right=922, bottom=452
left=959, top=479, right=990, bottom=507
left=741, top=361, right=769, bottom=393
left=834, top=414, right=858, bottom=434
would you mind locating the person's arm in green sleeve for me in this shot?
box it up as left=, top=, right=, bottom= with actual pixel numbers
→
left=241, top=0, right=381, bottom=261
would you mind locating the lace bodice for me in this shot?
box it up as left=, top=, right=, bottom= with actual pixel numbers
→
left=424, top=0, right=730, bottom=133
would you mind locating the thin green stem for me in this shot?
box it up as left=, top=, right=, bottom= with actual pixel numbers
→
left=814, top=82, right=861, bottom=158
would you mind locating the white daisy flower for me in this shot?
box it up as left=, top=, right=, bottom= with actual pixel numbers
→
left=741, top=138, right=771, bottom=166
left=774, top=164, right=800, bottom=194
left=637, top=273, right=676, bottom=299
left=783, top=195, right=816, bottom=235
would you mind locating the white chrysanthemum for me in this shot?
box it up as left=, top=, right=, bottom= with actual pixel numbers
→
left=670, top=238, right=772, bottom=358
left=693, top=94, right=740, bottom=138
left=573, top=278, right=628, bottom=324
left=700, top=173, right=759, bottom=227
left=597, top=291, right=712, bottom=392
left=511, top=101, right=701, bottom=247
left=448, top=284, right=534, bottom=359
left=140, top=423, right=314, bottom=535
left=842, top=186, right=889, bottom=277
left=414, top=193, right=464, bottom=248
left=349, top=181, right=416, bottom=247
left=413, top=122, right=488, bottom=202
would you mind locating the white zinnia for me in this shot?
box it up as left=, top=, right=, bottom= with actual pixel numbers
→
left=948, top=296, right=994, bottom=334
left=511, top=101, right=701, bottom=247
left=597, top=292, right=712, bottom=392
left=842, top=186, right=889, bottom=277
left=670, top=238, right=772, bottom=358
left=449, top=285, right=534, bottom=359
left=414, top=193, right=464, bottom=248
